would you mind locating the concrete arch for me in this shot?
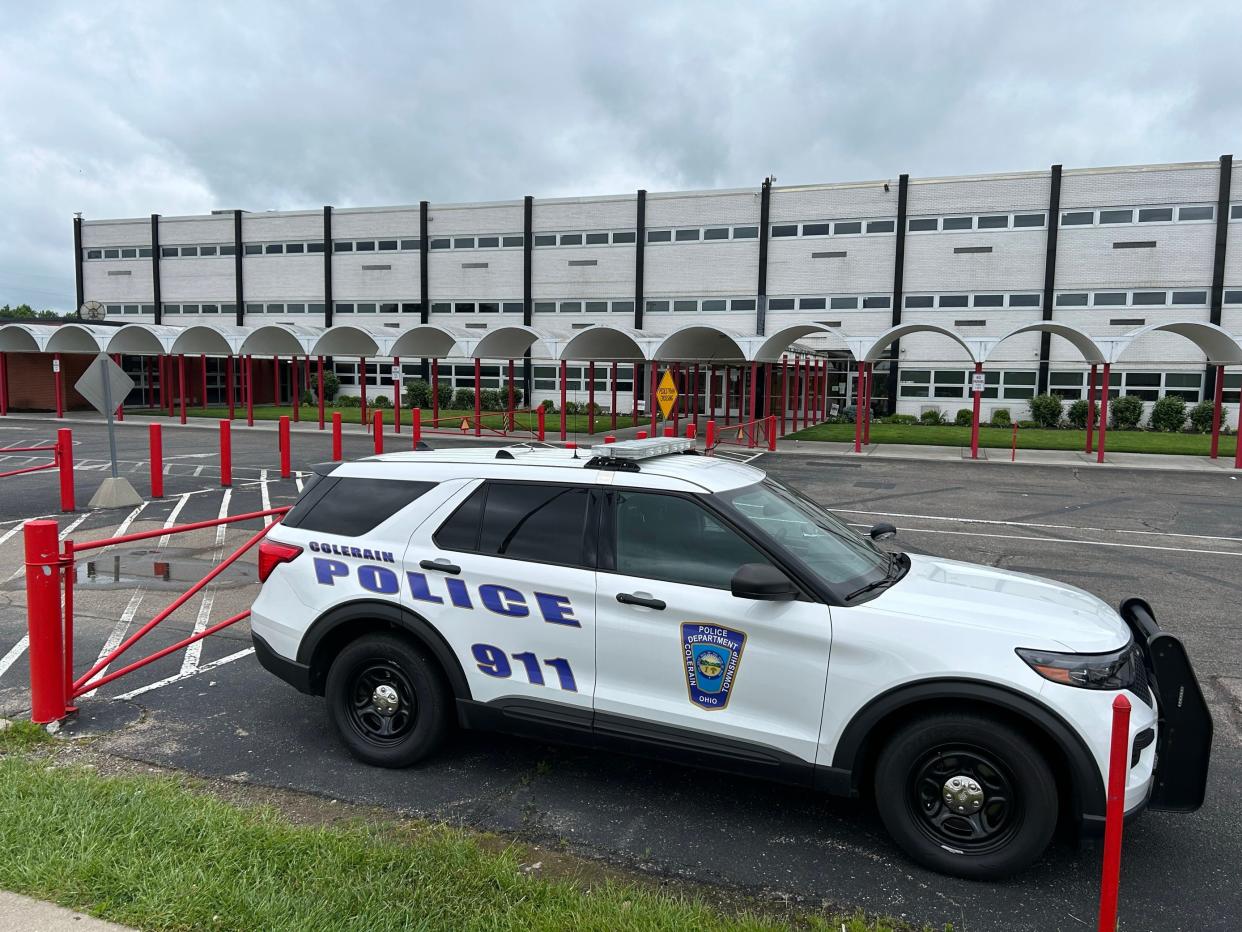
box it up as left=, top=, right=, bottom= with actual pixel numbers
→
left=310, top=324, right=390, bottom=358
left=388, top=325, right=467, bottom=359
left=653, top=325, right=747, bottom=361
left=861, top=322, right=981, bottom=364
left=168, top=325, right=242, bottom=356
left=753, top=324, right=851, bottom=362
left=238, top=324, right=319, bottom=357
left=983, top=322, right=1106, bottom=364
left=0, top=323, right=46, bottom=352
left=42, top=323, right=110, bottom=354
left=558, top=325, right=650, bottom=361
left=1110, top=320, right=1242, bottom=365
left=469, top=325, right=550, bottom=359
left=104, top=324, right=180, bottom=355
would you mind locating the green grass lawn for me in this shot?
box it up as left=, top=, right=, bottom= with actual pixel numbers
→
left=787, top=422, right=1239, bottom=456
left=0, top=728, right=918, bottom=932
left=146, top=404, right=649, bottom=437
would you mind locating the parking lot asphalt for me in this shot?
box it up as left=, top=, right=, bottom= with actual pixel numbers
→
left=0, top=417, right=1238, bottom=931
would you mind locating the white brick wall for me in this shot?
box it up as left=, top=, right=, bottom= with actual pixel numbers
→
left=904, top=229, right=1046, bottom=292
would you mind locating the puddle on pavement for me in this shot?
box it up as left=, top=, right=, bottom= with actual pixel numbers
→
left=63, top=547, right=256, bottom=591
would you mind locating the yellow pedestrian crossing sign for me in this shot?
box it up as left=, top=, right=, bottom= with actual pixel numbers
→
left=656, top=370, right=678, bottom=418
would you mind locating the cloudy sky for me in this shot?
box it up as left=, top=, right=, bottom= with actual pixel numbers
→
left=2, top=0, right=1239, bottom=312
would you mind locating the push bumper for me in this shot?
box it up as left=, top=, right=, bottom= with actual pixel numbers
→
left=252, top=632, right=314, bottom=694
left=1120, top=598, right=1212, bottom=812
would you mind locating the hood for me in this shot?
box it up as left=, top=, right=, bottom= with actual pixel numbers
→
left=868, top=553, right=1130, bottom=652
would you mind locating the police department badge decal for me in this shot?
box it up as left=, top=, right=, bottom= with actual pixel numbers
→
left=681, top=623, right=746, bottom=711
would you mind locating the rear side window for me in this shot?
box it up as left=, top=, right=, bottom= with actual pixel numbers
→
left=434, top=481, right=591, bottom=567
left=282, top=477, right=435, bottom=536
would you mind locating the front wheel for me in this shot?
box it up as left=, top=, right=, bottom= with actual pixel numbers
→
left=873, top=713, right=1059, bottom=879
left=325, top=633, right=451, bottom=768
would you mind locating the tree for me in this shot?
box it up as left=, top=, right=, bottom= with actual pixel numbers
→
left=0, top=303, right=62, bottom=320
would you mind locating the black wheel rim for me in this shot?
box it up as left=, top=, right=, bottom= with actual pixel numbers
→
left=345, top=661, right=418, bottom=746
left=905, top=744, right=1022, bottom=854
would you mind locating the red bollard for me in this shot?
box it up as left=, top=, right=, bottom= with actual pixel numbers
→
left=604, top=435, right=616, bottom=444
left=1011, top=423, right=1018, bottom=462
left=373, top=410, right=384, bottom=454
left=767, top=415, right=777, bottom=452
left=1097, top=694, right=1132, bottom=932
left=149, top=423, right=163, bottom=498
left=663, top=426, right=675, bottom=437
left=331, top=412, right=342, bottom=461
left=219, top=420, right=232, bottom=487
left=537, top=406, right=546, bottom=442
left=705, top=419, right=716, bottom=452
left=637, top=430, right=648, bottom=439
left=56, top=428, right=74, bottom=512
left=279, top=415, right=291, bottom=479
left=412, top=408, right=421, bottom=446
left=685, top=423, right=696, bottom=440
left=25, top=519, right=66, bottom=724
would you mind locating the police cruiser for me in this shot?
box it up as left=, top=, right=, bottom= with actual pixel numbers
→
left=250, top=436, right=1211, bottom=879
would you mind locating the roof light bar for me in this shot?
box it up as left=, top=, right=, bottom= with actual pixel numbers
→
left=590, top=437, right=694, bottom=460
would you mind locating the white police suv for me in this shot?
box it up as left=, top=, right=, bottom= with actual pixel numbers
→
left=250, top=437, right=1211, bottom=879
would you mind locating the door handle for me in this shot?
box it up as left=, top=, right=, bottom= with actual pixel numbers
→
left=616, top=592, right=665, bottom=610
left=419, top=559, right=461, bottom=575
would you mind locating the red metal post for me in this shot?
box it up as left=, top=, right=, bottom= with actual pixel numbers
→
left=1086, top=364, right=1097, bottom=454
left=317, top=356, right=325, bottom=430
left=605, top=433, right=616, bottom=444
left=536, top=405, right=545, bottom=442
left=359, top=356, right=368, bottom=429
left=474, top=358, right=482, bottom=437
left=632, top=362, right=640, bottom=428
left=1210, top=364, right=1223, bottom=459
left=331, top=412, right=342, bottom=461
left=693, top=363, right=701, bottom=433
left=291, top=354, right=300, bottom=422
left=508, top=358, right=515, bottom=420
left=588, top=361, right=596, bottom=435
left=219, top=420, right=232, bottom=487
left=803, top=357, right=812, bottom=430
left=685, top=422, right=696, bottom=440
left=1097, top=363, right=1111, bottom=464
left=561, top=359, right=569, bottom=441
left=226, top=355, right=235, bottom=420
left=747, top=361, right=758, bottom=448
left=1011, top=423, right=1018, bottom=461
left=431, top=358, right=439, bottom=423
left=149, top=423, right=163, bottom=497
left=112, top=354, right=125, bottom=421
left=664, top=426, right=675, bottom=437
left=57, top=428, right=74, bottom=512
left=412, top=407, right=421, bottom=446
left=200, top=354, right=208, bottom=410
left=970, top=362, right=982, bottom=460
left=705, top=419, right=716, bottom=452
left=1235, top=392, right=1242, bottom=470
left=0, top=351, right=8, bottom=416
left=279, top=415, right=291, bottom=478
left=392, top=356, right=401, bottom=434
left=178, top=354, right=187, bottom=424
left=24, top=519, right=65, bottom=724
left=649, top=363, right=658, bottom=434
left=53, top=353, right=64, bottom=418
left=637, top=430, right=648, bottom=439
left=761, top=363, right=771, bottom=424
left=863, top=363, right=873, bottom=446
left=853, top=361, right=864, bottom=452
left=373, top=410, right=384, bottom=453
left=272, top=356, right=280, bottom=412
left=611, top=362, right=618, bottom=430
left=779, top=356, right=788, bottom=435
left=722, top=366, right=731, bottom=426
left=1097, top=693, right=1132, bottom=932
left=245, top=356, right=254, bottom=426
left=767, top=415, right=777, bottom=452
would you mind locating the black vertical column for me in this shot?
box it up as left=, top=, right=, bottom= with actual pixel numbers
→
left=232, top=210, right=244, bottom=326
left=73, top=216, right=85, bottom=314
left=1205, top=154, right=1233, bottom=400
left=150, top=214, right=162, bottom=323
left=419, top=201, right=430, bottom=324
left=755, top=177, right=772, bottom=336
left=522, top=196, right=534, bottom=400
left=1036, top=164, right=1063, bottom=395
left=883, top=174, right=910, bottom=414
left=633, top=189, right=647, bottom=329
left=323, top=206, right=334, bottom=326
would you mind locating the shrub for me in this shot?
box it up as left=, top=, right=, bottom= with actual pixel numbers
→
left=1149, top=394, right=1188, bottom=432
left=312, top=370, right=340, bottom=402
left=1017, top=420, right=1038, bottom=429
left=919, top=408, right=944, bottom=426
left=478, top=388, right=503, bottom=411
left=1028, top=394, right=1064, bottom=429
left=334, top=394, right=360, bottom=408
left=539, top=398, right=556, bottom=412
left=1066, top=398, right=1098, bottom=429
left=371, top=394, right=392, bottom=409
left=502, top=383, right=526, bottom=408
left=954, top=408, right=973, bottom=426
left=404, top=379, right=431, bottom=410
left=887, top=413, right=918, bottom=425
left=990, top=408, right=1011, bottom=428
left=1188, top=399, right=1215, bottom=433
left=300, top=390, right=313, bottom=407
left=436, top=382, right=453, bottom=410
left=1110, top=394, right=1144, bottom=430
left=451, top=388, right=475, bottom=410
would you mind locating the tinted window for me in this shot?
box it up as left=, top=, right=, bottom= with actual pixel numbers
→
left=799, top=297, right=826, bottom=310
left=675, top=228, right=700, bottom=241
left=771, top=225, right=798, bottom=237
left=1099, top=209, right=1132, bottom=224
left=1056, top=293, right=1089, bottom=306
left=611, top=231, right=637, bottom=243
left=802, top=223, right=832, bottom=236
left=704, top=227, right=730, bottom=240
left=831, top=297, right=858, bottom=309
left=454, top=237, right=475, bottom=249
left=646, top=230, right=671, bottom=243
left=1179, top=206, right=1214, bottom=221
left=833, top=221, right=861, bottom=234
left=768, top=298, right=795, bottom=310
left=585, top=232, right=609, bottom=245
left=866, top=219, right=896, bottom=233
left=1093, top=292, right=1127, bottom=306
left=534, top=234, right=556, bottom=246
left=942, top=217, right=973, bottom=230
left=1013, top=213, right=1045, bottom=227
left=283, top=477, right=435, bottom=536
left=732, top=226, right=758, bottom=238
left=974, top=294, right=1004, bottom=307
left=905, top=295, right=934, bottom=308
left=264, top=244, right=282, bottom=254
left=862, top=296, right=890, bottom=308
left=977, top=215, right=1009, bottom=229
left=285, top=242, right=304, bottom=254
left=378, top=240, right=398, bottom=250
left=1061, top=211, right=1094, bottom=225
left=1009, top=294, right=1040, bottom=307
left=908, top=218, right=937, bottom=231
left=939, top=295, right=969, bottom=308
left=438, top=482, right=591, bottom=567
left=1172, top=291, right=1207, bottom=305
left=613, top=491, right=770, bottom=590
left=1138, top=207, right=1173, bottom=223
left=1133, top=291, right=1166, bottom=305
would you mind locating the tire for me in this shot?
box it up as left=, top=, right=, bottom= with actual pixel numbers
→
left=325, top=633, right=451, bottom=768
left=873, top=712, right=1058, bottom=880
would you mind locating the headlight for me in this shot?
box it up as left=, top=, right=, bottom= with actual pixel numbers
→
left=1016, top=643, right=1142, bottom=690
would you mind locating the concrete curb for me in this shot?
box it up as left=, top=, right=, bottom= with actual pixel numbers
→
left=0, top=891, right=136, bottom=931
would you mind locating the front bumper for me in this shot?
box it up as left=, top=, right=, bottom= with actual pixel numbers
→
left=1120, top=598, right=1213, bottom=812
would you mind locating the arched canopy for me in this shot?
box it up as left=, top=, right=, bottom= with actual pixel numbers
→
left=43, top=323, right=116, bottom=354
left=469, top=325, right=550, bottom=359
left=982, top=322, right=1106, bottom=365
left=103, top=323, right=180, bottom=355
left=308, top=323, right=391, bottom=357
left=238, top=324, right=320, bottom=357
left=558, top=325, right=652, bottom=361
left=168, top=324, right=251, bottom=356
left=1110, top=320, right=1242, bottom=365
left=653, top=325, right=747, bottom=361
left=388, top=324, right=467, bottom=359
left=752, top=324, right=851, bottom=363
left=861, top=323, right=981, bottom=364
left=0, top=323, right=45, bottom=352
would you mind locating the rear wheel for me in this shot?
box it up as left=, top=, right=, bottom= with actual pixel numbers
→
left=873, top=713, right=1058, bottom=879
left=325, top=633, right=451, bottom=767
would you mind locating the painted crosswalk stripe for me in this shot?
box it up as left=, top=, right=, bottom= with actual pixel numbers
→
left=112, top=647, right=254, bottom=700
left=179, top=489, right=231, bottom=676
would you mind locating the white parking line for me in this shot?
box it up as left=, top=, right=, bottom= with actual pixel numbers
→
left=0, top=636, right=29, bottom=681
left=82, top=589, right=145, bottom=699
left=179, top=489, right=231, bottom=676
left=112, top=647, right=254, bottom=700
left=259, top=470, right=271, bottom=512
left=157, top=493, right=191, bottom=547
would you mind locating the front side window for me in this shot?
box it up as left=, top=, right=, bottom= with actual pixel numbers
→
left=282, top=477, right=435, bottom=536
left=613, top=491, right=770, bottom=590
left=436, top=482, right=591, bottom=568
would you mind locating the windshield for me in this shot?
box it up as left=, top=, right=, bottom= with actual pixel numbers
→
left=718, top=478, right=892, bottom=594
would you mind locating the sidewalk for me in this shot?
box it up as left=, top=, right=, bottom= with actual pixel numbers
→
left=0, top=891, right=135, bottom=931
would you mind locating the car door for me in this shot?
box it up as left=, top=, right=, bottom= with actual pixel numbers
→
left=593, top=486, right=832, bottom=771
left=404, top=478, right=599, bottom=722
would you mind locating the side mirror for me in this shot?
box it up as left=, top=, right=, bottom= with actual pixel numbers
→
left=869, top=522, right=897, bottom=541
left=730, top=563, right=798, bottom=601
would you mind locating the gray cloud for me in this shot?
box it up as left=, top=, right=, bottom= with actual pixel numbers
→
left=2, top=0, right=1239, bottom=310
